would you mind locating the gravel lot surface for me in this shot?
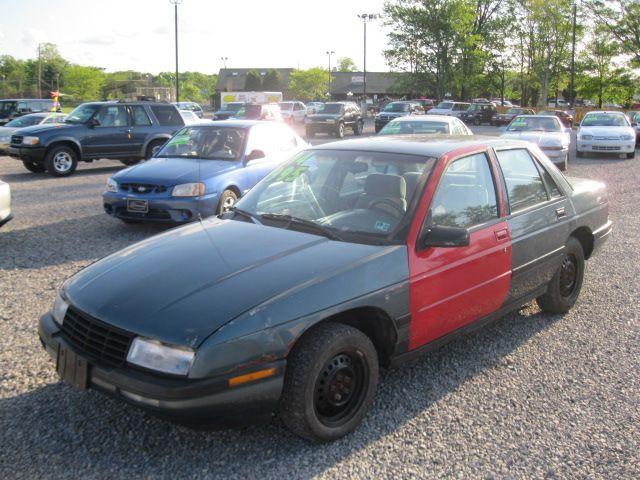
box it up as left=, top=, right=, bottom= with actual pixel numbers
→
left=0, top=125, right=638, bottom=479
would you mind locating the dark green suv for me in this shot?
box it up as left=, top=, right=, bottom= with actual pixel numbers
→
left=305, top=102, right=364, bottom=138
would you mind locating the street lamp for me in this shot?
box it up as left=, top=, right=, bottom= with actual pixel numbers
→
left=220, top=57, right=229, bottom=69
left=357, top=14, right=378, bottom=109
left=170, top=0, right=183, bottom=102
left=326, top=50, right=335, bottom=99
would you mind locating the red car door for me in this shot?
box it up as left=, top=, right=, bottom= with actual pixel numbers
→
left=407, top=147, right=512, bottom=349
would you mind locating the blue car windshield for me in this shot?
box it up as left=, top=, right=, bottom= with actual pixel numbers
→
left=156, top=126, right=247, bottom=160
left=235, top=149, right=436, bottom=241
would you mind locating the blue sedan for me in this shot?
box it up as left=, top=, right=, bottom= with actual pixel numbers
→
left=102, top=120, right=307, bottom=223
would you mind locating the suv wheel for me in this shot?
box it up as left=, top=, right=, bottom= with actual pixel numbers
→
left=473, top=117, right=481, bottom=126
left=353, top=120, right=363, bottom=136
left=279, top=323, right=379, bottom=442
left=217, top=189, right=238, bottom=214
left=45, top=145, right=78, bottom=177
left=626, top=151, right=635, bottom=159
left=336, top=122, right=345, bottom=138
left=146, top=140, right=166, bottom=160
left=22, top=160, right=46, bottom=173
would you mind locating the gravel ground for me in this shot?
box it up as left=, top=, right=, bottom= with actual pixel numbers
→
left=0, top=128, right=638, bottom=479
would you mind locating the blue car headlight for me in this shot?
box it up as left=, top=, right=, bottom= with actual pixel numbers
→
left=106, top=178, right=118, bottom=193
left=172, top=182, right=205, bottom=197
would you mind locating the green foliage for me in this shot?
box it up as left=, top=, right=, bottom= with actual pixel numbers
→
left=288, top=68, right=330, bottom=101
left=262, top=69, right=283, bottom=90
left=336, top=57, right=358, bottom=72
left=244, top=70, right=262, bottom=91
left=63, top=65, right=106, bottom=102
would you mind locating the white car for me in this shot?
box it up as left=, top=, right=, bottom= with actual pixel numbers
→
left=0, top=112, right=66, bottom=152
left=306, top=102, right=324, bottom=115
left=0, top=180, right=11, bottom=227
left=377, top=114, right=473, bottom=136
left=179, top=110, right=206, bottom=125
left=427, top=101, right=471, bottom=118
left=278, top=101, right=307, bottom=124
left=577, top=111, right=636, bottom=159
left=501, top=115, right=571, bottom=170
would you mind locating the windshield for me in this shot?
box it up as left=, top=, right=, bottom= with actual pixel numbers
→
left=65, top=104, right=99, bottom=124
left=234, top=104, right=262, bottom=119
left=5, top=115, right=44, bottom=128
left=581, top=113, right=629, bottom=127
left=320, top=104, right=344, bottom=114
left=379, top=120, right=449, bottom=135
left=234, top=149, right=436, bottom=242
left=507, top=116, right=561, bottom=132
left=279, top=102, right=294, bottom=111
left=0, top=101, right=17, bottom=114
left=384, top=103, right=410, bottom=112
left=220, top=103, right=243, bottom=112
left=436, top=102, right=453, bottom=110
left=156, top=126, right=247, bottom=160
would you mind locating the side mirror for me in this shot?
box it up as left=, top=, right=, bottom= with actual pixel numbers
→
left=418, top=217, right=470, bottom=249
left=246, top=149, right=266, bottom=162
left=88, top=117, right=100, bottom=127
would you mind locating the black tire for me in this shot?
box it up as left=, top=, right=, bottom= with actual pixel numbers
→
left=121, top=158, right=141, bottom=166
left=279, top=322, right=379, bottom=442
left=626, top=151, right=635, bottom=159
left=473, top=117, right=481, bottom=126
left=536, top=236, right=585, bottom=314
left=146, top=140, right=166, bottom=160
left=557, top=159, right=567, bottom=171
left=22, top=160, right=46, bottom=173
left=353, top=120, right=363, bottom=136
left=44, top=145, right=78, bottom=177
left=217, top=189, right=238, bottom=214
left=306, top=129, right=315, bottom=139
left=336, top=122, right=345, bottom=138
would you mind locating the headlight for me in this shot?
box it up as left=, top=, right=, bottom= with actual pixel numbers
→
left=581, top=134, right=593, bottom=140
left=52, top=292, right=69, bottom=326
left=106, top=178, right=118, bottom=193
left=620, top=134, right=633, bottom=141
left=0, top=136, right=9, bottom=143
left=22, top=136, right=40, bottom=145
left=127, top=337, right=195, bottom=376
left=172, top=182, right=205, bottom=197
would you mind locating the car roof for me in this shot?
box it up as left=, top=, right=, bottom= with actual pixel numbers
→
left=584, top=110, right=626, bottom=115
left=81, top=101, right=172, bottom=107
left=391, top=115, right=455, bottom=122
left=312, top=135, right=531, bottom=158
left=197, top=120, right=269, bottom=128
left=0, top=98, right=54, bottom=102
left=23, top=112, right=64, bottom=118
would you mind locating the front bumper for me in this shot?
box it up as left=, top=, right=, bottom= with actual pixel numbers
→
left=540, top=148, right=569, bottom=167
left=305, top=121, right=338, bottom=134
left=7, top=145, right=47, bottom=162
left=38, top=313, right=285, bottom=427
left=577, top=139, right=635, bottom=154
left=102, top=190, right=219, bottom=223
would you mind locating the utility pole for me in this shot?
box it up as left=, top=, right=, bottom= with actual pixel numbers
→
left=326, top=50, right=335, bottom=98
left=37, top=43, right=42, bottom=98
left=569, top=2, right=577, bottom=110
left=220, top=57, right=229, bottom=69
left=170, top=0, right=183, bottom=102
left=357, top=14, right=378, bottom=108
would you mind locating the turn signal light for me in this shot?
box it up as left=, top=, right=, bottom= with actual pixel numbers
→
left=228, top=367, right=276, bottom=387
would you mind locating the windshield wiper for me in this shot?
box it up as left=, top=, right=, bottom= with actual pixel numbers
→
left=260, top=213, right=343, bottom=241
left=229, top=206, right=262, bottom=224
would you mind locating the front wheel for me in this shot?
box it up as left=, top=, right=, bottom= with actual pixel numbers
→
left=146, top=140, right=166, bottom=160
left=44, top=145, right=78, bottom=177
left=336, top=122, right=345, bottom=138
left=22, top=160, right=46, bottom=173
left=279, top=323, right=379, bottom=442
left=217, top=189, right=238, bottom=214
left=536, top=236, right=585, bottom=314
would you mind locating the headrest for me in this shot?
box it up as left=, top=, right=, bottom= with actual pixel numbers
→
left=364, top=174, right=406, bottom=199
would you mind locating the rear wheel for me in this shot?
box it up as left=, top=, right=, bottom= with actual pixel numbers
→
left=536, top=236, right=585, bottom=314
left=146, top=140, right=166, bottom=160
left=353, top=120, right=363, bottom=136
left=44, top=145, right=78, bottom=177
left=217, top=189, right=238, bottom=214
left=626, top=151, right=635, bottom=159
left=336, top=122, right=345, bottom=138
left=279, top=323, right=378, bottom=442
left=22, top=160, right=46, bottom=173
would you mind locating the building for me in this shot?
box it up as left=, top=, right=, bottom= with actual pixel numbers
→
left=215, top=68, right=294, bottom=93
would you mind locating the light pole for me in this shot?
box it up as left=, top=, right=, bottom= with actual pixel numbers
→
left=357, top=14, right=378, bottom=108
left=220, top=57, right=229, bottom=69
left=170, top=0, right=183, bottom=102
left=569, top=2, right=577, bottom=110
left=37, top=43, right=43, bottom=98
left=326, top=50, right=335, bottom=98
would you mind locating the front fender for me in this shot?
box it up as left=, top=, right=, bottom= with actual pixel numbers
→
left=44, top=136, right=83, bottom=154
left=141, top=135, right=171, bottom=156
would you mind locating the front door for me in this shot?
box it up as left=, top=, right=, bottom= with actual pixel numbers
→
left=407, top=150, right=512, bottom=349
left=82, top=105, right=132, bottom=157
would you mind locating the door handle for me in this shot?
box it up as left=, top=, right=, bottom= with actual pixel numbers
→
left=555, top=207, right=566, bottom=218
left=494, top=228, right=509, bottom=241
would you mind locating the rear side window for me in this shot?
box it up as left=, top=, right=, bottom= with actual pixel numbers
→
left=430, top=152, right=498, bottom=228
left=150, top=105, right=183, bottom=126
left=496, top=149, right=549, bottom=212
left=131, top=106, right=152, bottom=126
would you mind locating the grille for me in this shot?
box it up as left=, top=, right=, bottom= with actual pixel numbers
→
left=594, top=136, right=620, bottom=141
left=119, top=183, right=167, bottom=194
left=60, top=307, right=134, bottom=368
left=593, top=146, right=621, bottom=151
left=11, top=135, right=23, bottom=145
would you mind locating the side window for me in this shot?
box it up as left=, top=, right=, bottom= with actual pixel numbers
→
left=131, top=106, right=152, bottom=126
left=95, top=105, right=129, bottom=127
left=496, top=149, right=549, bottom=212
left=430, top=153, right=498, bottom=228
left=535, top=161, right=562, bottom=199
left=150, top=105, right=184, bottom=126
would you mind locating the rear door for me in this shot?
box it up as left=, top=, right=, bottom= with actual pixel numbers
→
left=407, top=149, right=512, bottom=348
left=82, top=105, right=132, bottom=157
left=128, top=105, right=154, bottom=154
left=494, top=147, right=571, bottom=301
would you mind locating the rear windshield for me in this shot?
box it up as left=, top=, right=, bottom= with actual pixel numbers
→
left=150, top=105, right=184, bottom=126
left=320, top=104, right=343, bottom=114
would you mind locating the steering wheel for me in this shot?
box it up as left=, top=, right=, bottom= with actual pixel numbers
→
left=368, top=198, right=405, bottom=218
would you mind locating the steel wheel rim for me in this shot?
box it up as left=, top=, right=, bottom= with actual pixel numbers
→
left=314, top=351, right=368, bottom=427
left=53, top=152, right=72, bottom=172
left=222, top=195, right=235, bottom=212
left=559, top=253, right=578, bottom=297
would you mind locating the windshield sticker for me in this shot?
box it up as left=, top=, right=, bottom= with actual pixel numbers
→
left=511, top=118, right=526, bottom=126
left=374, top=221, right=391, bottom=232
left=167, top=133, right=191, bottom=146
left=275, top=153, right=313, bottom=182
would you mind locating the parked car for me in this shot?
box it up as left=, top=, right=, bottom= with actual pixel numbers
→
left=0, top=98, right=60, bottom=126
left=306, top=102, right=324, bottom=115
left=103, top=121, right=307, bottom=223
left=500, top=115, right=571, bottom=170
left=547, top=99, right=568, bottom=108
left=6, top=101, right=184, bottom=176
left=0, top=179, right=11, bottom=227
left=278, top=101, right=307, bottom=124
left=458, top=103, right=497, bottom=126
left=305, top=101, right=364, bottom=138
left=576, top=111, right=636, bottom=159
left=490, top=99, right=514, bottom=107
left=173, top=101, right=204, bottom=118
left=232, top=103, right=283, bottom=122
left=630, top=112, right=640, bottom=144
left=427, top=101, right=471, bottom=118
left=212, top=102, right=244, bottom=120
left=492, top=107, right=536, bottom=126
left=39, top=135, right=611, bottom=441
left=0, top=112, right=66, bottom=153
left=409, top=98, right=435, bottom=112
left=179, top=110, right=206, bottom=125
left=374, top=101, right=424, bottom=133
left=378, top=114, right=472, bottom=136
left=538, top=109, right=573, bottom=127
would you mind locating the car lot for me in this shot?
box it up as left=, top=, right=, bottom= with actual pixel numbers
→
left=0, top=126, right=638, bottom=478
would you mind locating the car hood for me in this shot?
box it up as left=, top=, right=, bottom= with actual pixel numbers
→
left=10, top=122, right=76, bottom=136
left=113, top=157, right=239, bottom=185
left=0, top=126, right=19, bottom=138
left=501, top=131, right=569, bottom=146
left=63, top=218, right=399, bottom=347
left=578, top=126, right=634, bottom=137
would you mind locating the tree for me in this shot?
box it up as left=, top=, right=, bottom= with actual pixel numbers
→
left=586, top=0, right=640, bottom=66
left=244, top=70, right=262, bottom=91
left=262, top=69, right=283, bottom=90
left=336, top=57, right=358, bottom=72
left=288, top=68, right=330, bottom=100
left=63, top=65, right=106, bottom=101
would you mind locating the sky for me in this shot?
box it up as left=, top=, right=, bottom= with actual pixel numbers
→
left=0, top=0, right=390, bottom=74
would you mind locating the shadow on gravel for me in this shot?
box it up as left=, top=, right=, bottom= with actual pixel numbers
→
left=0, top=307, right=561, bottom=479
left=0, top=214, right=170, bottom=269
left=0, top=164, right=123, bottom=183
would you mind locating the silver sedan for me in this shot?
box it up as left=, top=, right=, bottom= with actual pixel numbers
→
left=0, top=180, right=11, bottom=227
